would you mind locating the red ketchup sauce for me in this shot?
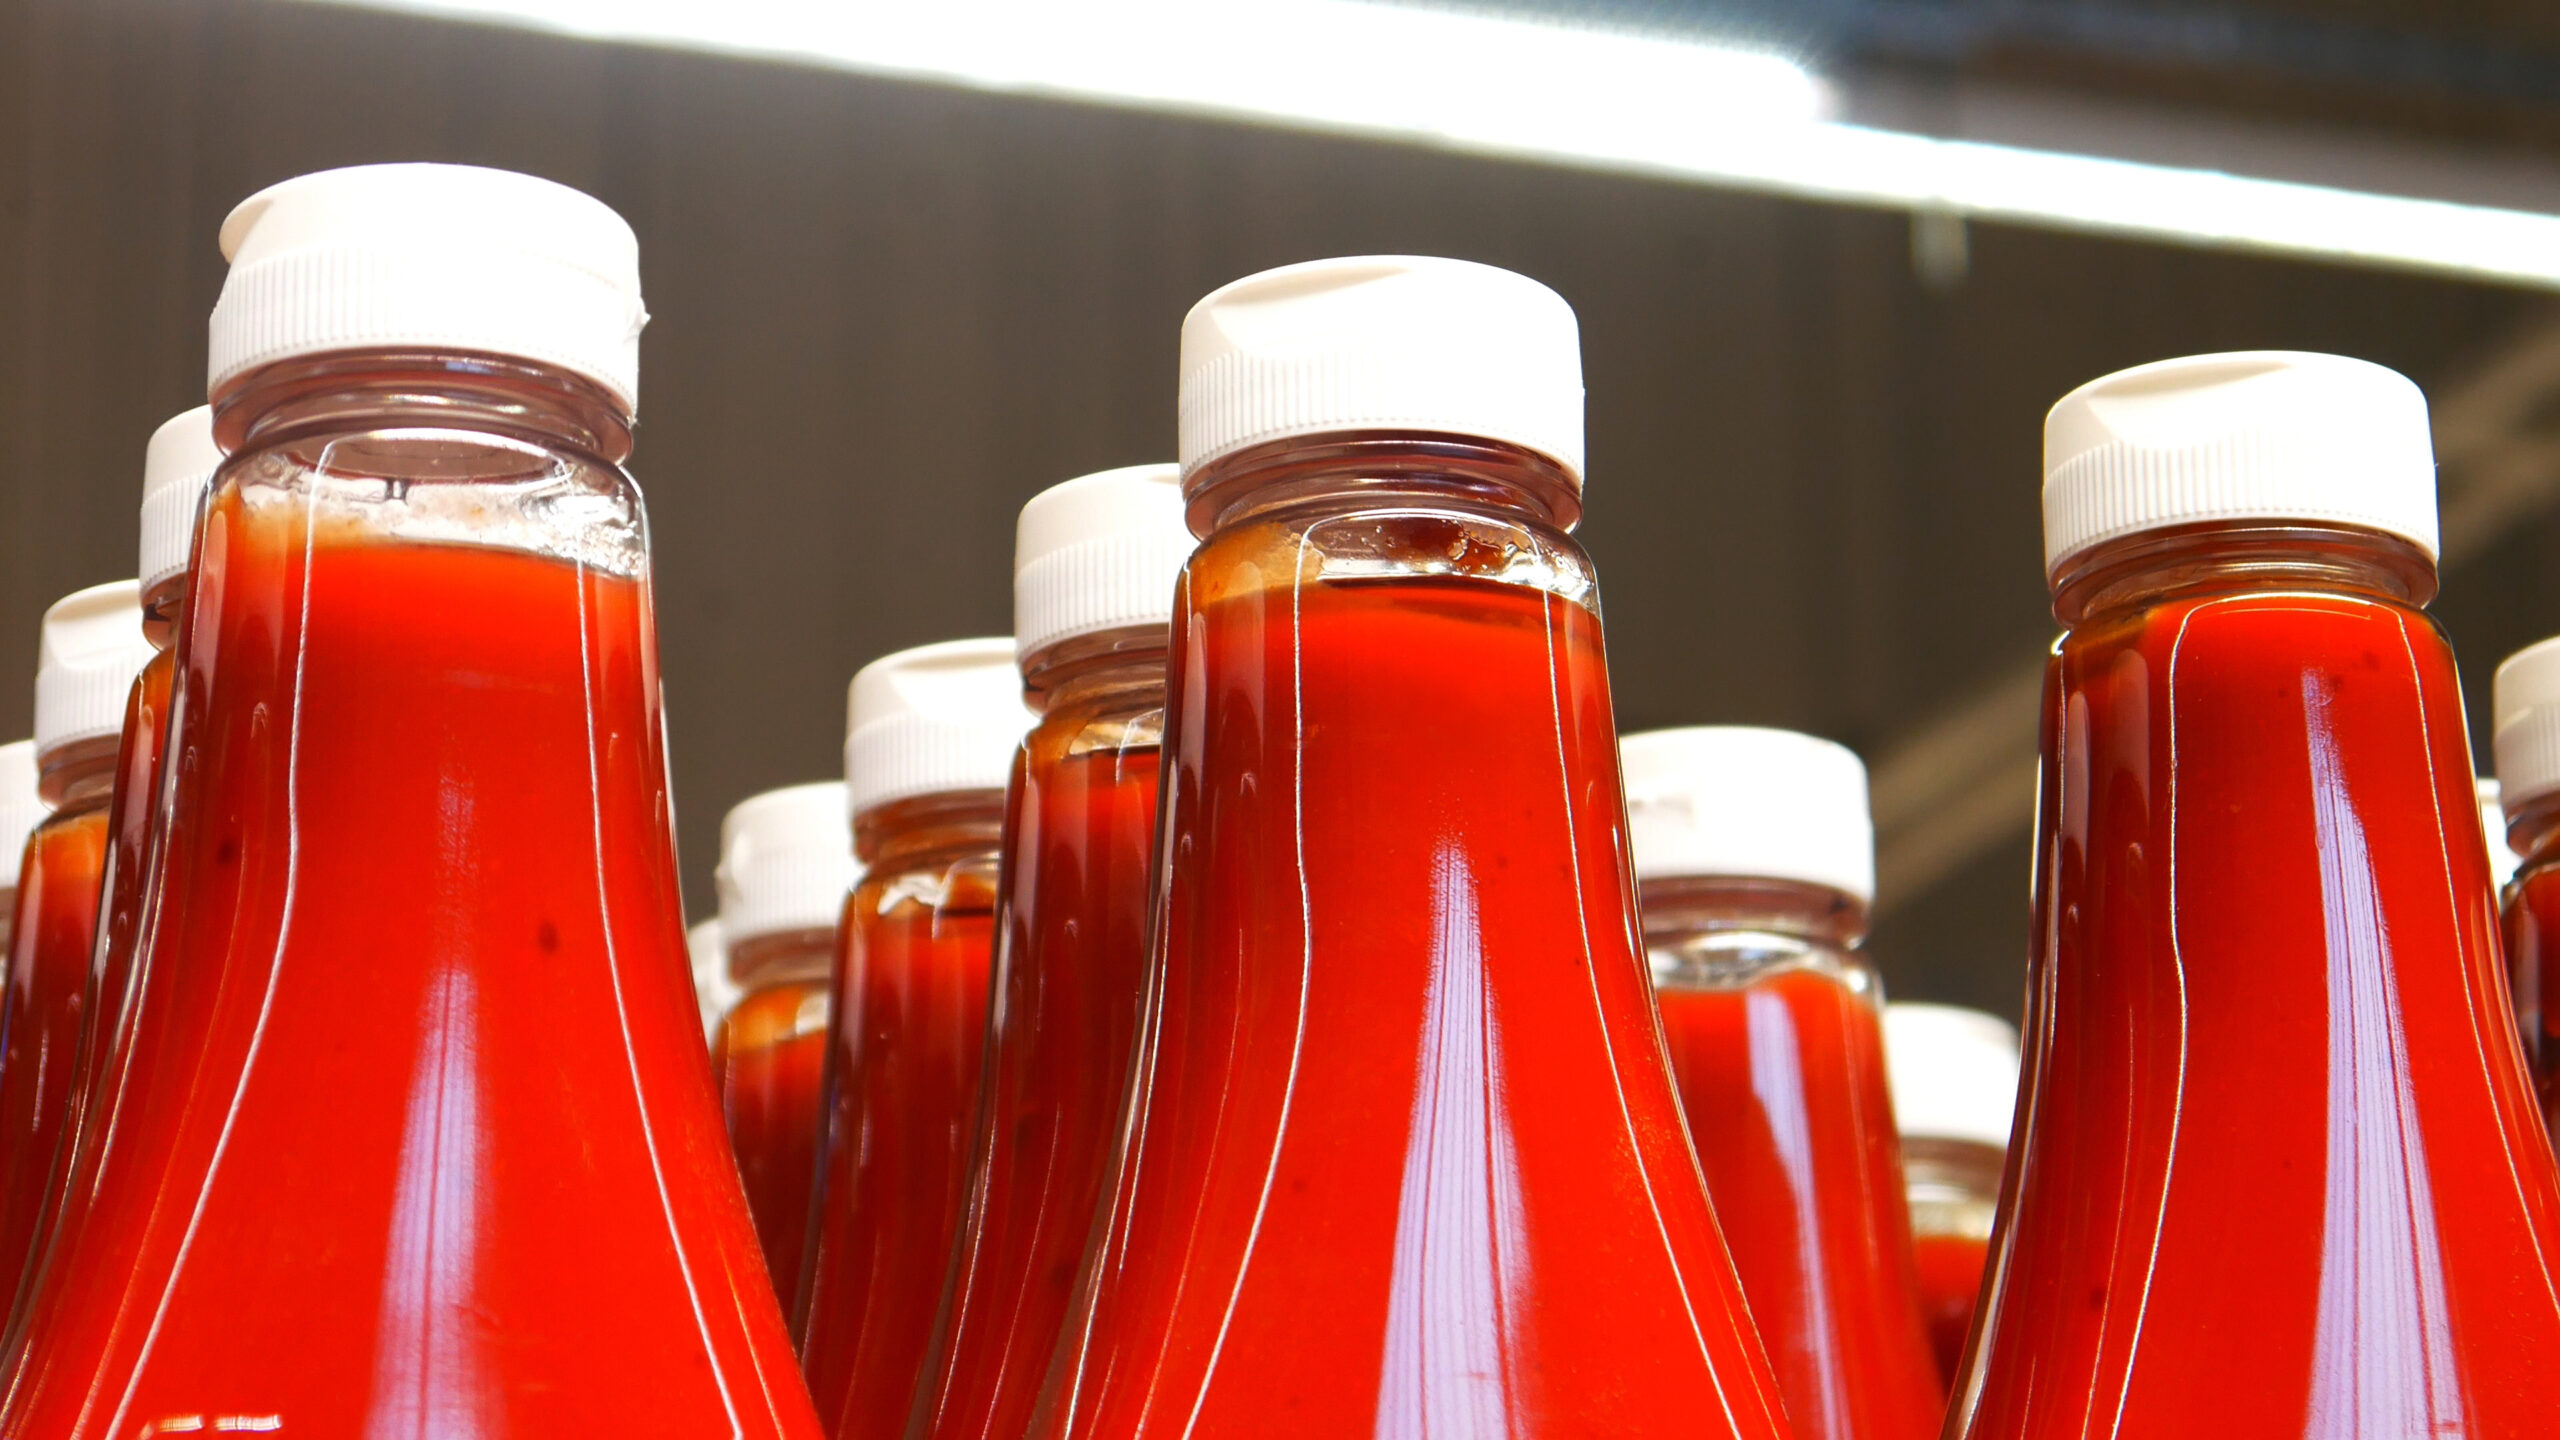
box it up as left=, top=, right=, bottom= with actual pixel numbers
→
left=0, top=795, right=109, bottom=1318
left=1035, top=440, right=1788, bottom=1439
left=800, top=794, right=1000, bottom=1438
left=915, top=657, right=1161, bottom=1440
left=1652, top=944, right=1942, bottom=1440
left=1957, top=526, right=2560, bottom=1435
left=715, top=939, right=833, bottom=1302
left=1911, top=1230, right=1989, bottom=1381
left=0, top=426, right=818, bottom=1435
left=8, top=645, right=174, bottom=1342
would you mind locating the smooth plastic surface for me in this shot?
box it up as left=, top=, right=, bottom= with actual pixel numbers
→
left=913, top=672, right=1161, bottom=1440
left=714, top=950, right=833, bottom=1303
left=1032, top=479, right=1786, bottom=1438
left=1654, top=956, right=1942, bottom=1440
left=8, top=651, right=175, bottom=1342
left=0, top=457, right=817, bottom=1435
left=1958, top=539, right=2560, bottom=1436
left=0, top=805, right=108, bottom=1325
left=799, top=807, right=1000, bottom=1439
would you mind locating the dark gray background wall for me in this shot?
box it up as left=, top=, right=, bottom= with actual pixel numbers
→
left=7, top=0, right=2559, bottom=1019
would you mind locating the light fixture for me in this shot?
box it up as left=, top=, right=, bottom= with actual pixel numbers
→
left=292, top=0, right=2560, bottom=290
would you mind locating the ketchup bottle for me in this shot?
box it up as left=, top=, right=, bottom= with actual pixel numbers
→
left=1955, top=352, right=2560, bottom=1436
left=801, top=639, right=1026, bottom=1439
left=1879, top=1002, right=2017, bottom=1392
left=1033, top=258, right=1788, bottom=1439
left=0, top=744, right=41, bottom=958
left=712, top=782, right=856, bottom=1303
left=2491, top=646, right=2560, bottom=1150
left=0, top=163, right=820, bottom=1436
left=7, top=408, right=220, bottom=1343
left=1621, top=725, right=1941, bottom=1440
left=913, top=465, right=1188, bottom=1440
left=0, top=582, right=154, bottom=1319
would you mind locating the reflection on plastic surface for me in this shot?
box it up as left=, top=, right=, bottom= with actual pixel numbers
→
left=1031, top=505, right=1788, bottom=1439
left=0, top=465, right=817, bottom=1435
left=1957, top=579, right=2560, bottom=1437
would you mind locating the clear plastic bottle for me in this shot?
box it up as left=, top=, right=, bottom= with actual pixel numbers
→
left=1034, top=258, right=1788, bottom=1439
left=1956, top=352, right=2560, bottom=1435
left=1623, top=726, right=1942, bottom=1440
left=2492, top=649, right=2560, bottom=1150
left=0, top=582, right=153, bottom=1321
left=801, top=639, right=1026, bottom=1439
left=0, top=744, right=42, bottom=957
left=7, top=408, right=220, bottom=1344
left=912, top=465, right=1187, bottom=1440
left=0, top=163, right=819, bottom=1436
left=712, top=782, right=856, bottom=1303
left=1879, top=1002, right=2017, bottom=1392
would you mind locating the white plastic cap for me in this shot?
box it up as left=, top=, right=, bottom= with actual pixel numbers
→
left=140, top=406, right=220, bottom=597
left=843, top=639, right=1033, bottom=820
left=210, top=163, right=648, bottom=412
left=34, top=582, right=154, bottom=760
left=716, top=782, right=857, bottom=943
left=2042, top=351, right=2437, bottom=580
left=2479, top=778, right=2523, bottom=889
left=1178, top=256, right=1584, bottom=487
left=1015, top=464, right=1191, bottom=662
left=1884, top=1003, right=2021, bottom=1150
left=1621, top=726, right=1875, bottom=904
left=689, top=919, right=736, bottom=1038
left=2495, top=636, right=2560, bottom=816
left=0, top=742, right=43, bottom=890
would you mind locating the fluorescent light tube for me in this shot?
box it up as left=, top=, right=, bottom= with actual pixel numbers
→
left=288, top=0, right=2560, bottom=289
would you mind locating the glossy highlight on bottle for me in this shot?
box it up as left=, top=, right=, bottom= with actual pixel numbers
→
left=915, top=688, right=1160, bottom=1440
left=1653, top=956, right=1942, bottom=1440
left=0, top=799, right=108, bottom=1319
left=799, top=799, right=999, bottom=1439
left=714, top=952, right=832, bottom=1301
left=1039, top=457, right=1788, bottom=1439
left=1957, top=528, right=2560, bottom=1436
left=10, top=649, right=176, bottom=1342
left=0, top=456, right=818, bottom=1434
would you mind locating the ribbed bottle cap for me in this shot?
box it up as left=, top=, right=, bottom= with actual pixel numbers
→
left=688, top=919, right=735, bottom=1036
left=715, top=782, right=857, bottom=943
left=2042, top=351, right=2437, bottom=581
left=210, top=164, right=648, bottom=412
left=34, top=581, right=154, bottom=760
left=843, top=639, right=1032, bottom=820
left=1883, top=1003, right=2021, bottom=1150
left=0, top=742, right=43, bottom=890
left=1621, top=726, right=1875, bottom=903
left=2496, top=637, right=2560, bottom=816
left=1015, top=464, right=1191, bottom=661
left=1178, top=256, right=1584, bottom=487
left=2479, top=778, right=2523, bottom=888
left=140, top=406, right=220, bottom=597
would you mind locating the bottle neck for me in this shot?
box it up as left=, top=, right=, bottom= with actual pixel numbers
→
left=856, top=790, right=1008, bottom=874
left=1902, top=1136, right=2007, bottom=1239
left=211, top=349, right=634, bottom=466
left=38, top=735, right=122, bottom=813
left=2511, top=789, right=2560, bottom=873
left=725, top=926, right=837, bottom=990
left=2049, top=521, right=2435, bottom=629
left=1021, top=626, right=1170, bottom=717
left=1186, top=431, right=1582, bottom=539
left=1638, top=874, right=1872, bottom=991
